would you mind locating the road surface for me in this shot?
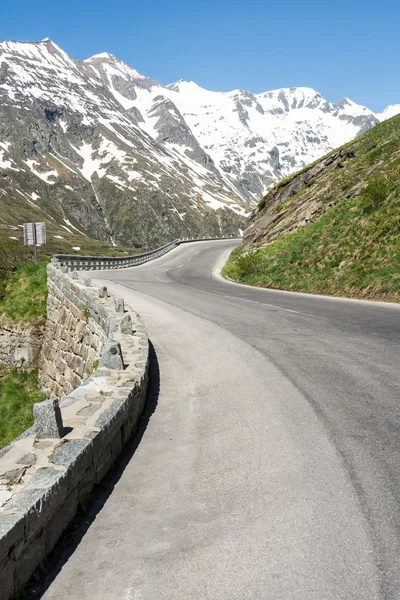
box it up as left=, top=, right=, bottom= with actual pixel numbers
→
left=41, top=240, right=400, bottom=600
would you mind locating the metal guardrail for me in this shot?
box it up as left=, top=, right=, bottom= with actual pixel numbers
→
left=52, top=236, right=241, bottom=271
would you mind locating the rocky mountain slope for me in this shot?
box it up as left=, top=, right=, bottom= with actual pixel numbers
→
left=126, top=79, right=398, bottom=201
left=224, top=114, right=400, bottom=302
left=0, top=39, right=249, bottom=250
left=0, top=38, right=398, bottom=251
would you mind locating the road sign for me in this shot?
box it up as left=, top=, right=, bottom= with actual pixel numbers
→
left=34, top=222, right=46, bottom=246
left=23, top=222, right=46, bottom=260
left=23, top=222, right=35, bottom=246
left=23, top=222, right=46, bottom=247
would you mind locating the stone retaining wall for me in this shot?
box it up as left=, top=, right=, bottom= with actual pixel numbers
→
left=38, top=266, right=109, bottom=399
left=0, top=317, right=44, bottom=370
left=0, top=267, right=150, bottom=600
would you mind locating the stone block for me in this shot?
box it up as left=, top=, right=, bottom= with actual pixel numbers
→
left=75, top=320, right=87, bottom=342
left=94, top=449, right=113, bottom=485
left=77, top=361, right=87, bottom=379
left=80, top=344, right=89, bottom=361
left=70, top=373, right=83, bottom=391
left=75, top=286, right=85, bottom=301
left=110, top=429, right=122, bottom=461
left=120, top=314, right=132, bottom=334
left=0, top=556, right=15, bottom=600
left=121, top=416, right=135, bottom=445
left=99, top=339, right=124, bottom=370
left=44, top=360, right=57, bottom=381
left=50, top=438, right=93, bottom=491
left=0, top=513, right=25, bottom=562
left=46, top=488, right=78, bottom=554
left=94, top=402, right=124, bottom=434
left=14, top=530, right=46, bottom=592
left=34, top=399, right=64, bottom=439
left=77, top=465, right=95, bottom=502
left=114, top=297, right=125, bottom=313
left=14, top=468, right=69, bottom=526
left=69, top=354, right=80, bottom=371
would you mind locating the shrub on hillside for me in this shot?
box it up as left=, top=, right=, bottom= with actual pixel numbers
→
left=361, top=178, right=388, bottom=212
left=0, top=237, right=28, bottom=276
left=0, top=261, right=47, bottom=322
left=236, top=251, right=263, bottom=276
left=0, top=238, right=29, bottom=298
left=258, top=197, right=266, bottom=211
left=0, top=367, right=45, bottom=449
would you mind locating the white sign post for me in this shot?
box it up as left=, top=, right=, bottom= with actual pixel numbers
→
left=23, top=222, right=46, bottom=261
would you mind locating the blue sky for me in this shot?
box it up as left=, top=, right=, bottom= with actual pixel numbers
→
left=1, top=0, right=399, bottom=111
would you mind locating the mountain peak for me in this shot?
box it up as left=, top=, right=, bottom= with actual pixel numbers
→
left=166, top=79, right=188, bottom=91
left=84, top=52, right=155, bottom=85
left=258, top=86, right=320, bottom=97
left=337, top=96, right=353, bottom=106
left=377, top=104, right=400, bottom=122
left=0, top=38, right=76, bottom=69
left=85, top=52, right=118, bottom=62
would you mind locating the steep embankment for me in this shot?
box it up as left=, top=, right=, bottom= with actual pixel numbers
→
left=223, top=115, right=400, bottom=302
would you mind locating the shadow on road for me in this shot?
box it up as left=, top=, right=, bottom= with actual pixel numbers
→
left=21, top=340, right=160, bottom=600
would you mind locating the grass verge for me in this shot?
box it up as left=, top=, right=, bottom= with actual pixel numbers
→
left=0, top=261, right=48, bottom=323
left=0, top=368, right=45, bottom=449
left=223, top=183, right=400, bottom=302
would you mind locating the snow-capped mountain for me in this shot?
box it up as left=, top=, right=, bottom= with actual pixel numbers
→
left=0, top=39, right=249, bottom=248
left=95, top=65, right=395, bottom=201
left=0, top=38, right=398, bottom=249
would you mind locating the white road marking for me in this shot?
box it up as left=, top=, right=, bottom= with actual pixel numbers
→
left=224, top=294, right=303, bottom=314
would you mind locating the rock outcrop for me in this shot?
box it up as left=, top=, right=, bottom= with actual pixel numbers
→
left=244, top=146, right=359, bottom=248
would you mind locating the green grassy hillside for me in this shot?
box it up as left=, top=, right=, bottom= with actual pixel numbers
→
left=0, top=368, right=45, bottom=449
left=223, top=115, right=400, bottom=302
left=0, top=238, right=48, bottom=322
left=0, top=223, right=142, bottom=261
left=0, top=261, right=48, bottom=323
left=0, top=248, right=48, bottom=448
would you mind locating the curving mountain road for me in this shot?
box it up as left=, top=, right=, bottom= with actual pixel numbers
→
left=41, top=240, right=400, bottom=600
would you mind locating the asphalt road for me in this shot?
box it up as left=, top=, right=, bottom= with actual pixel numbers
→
left=41, top=240, right=400, bottom=600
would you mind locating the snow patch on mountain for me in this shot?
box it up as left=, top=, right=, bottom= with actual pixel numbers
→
left=85, top=52, right=396, bottom=202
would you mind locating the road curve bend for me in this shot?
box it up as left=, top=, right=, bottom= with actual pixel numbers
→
left=41, top=240, right=400, bottom=600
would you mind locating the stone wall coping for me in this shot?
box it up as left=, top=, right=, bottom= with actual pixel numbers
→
left=0, top=267, right=150, bottom=599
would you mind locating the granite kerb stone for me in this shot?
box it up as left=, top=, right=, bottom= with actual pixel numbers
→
left=50, top=438, right=94, bottom=491
left=0, top=513, right=25, bottom=562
